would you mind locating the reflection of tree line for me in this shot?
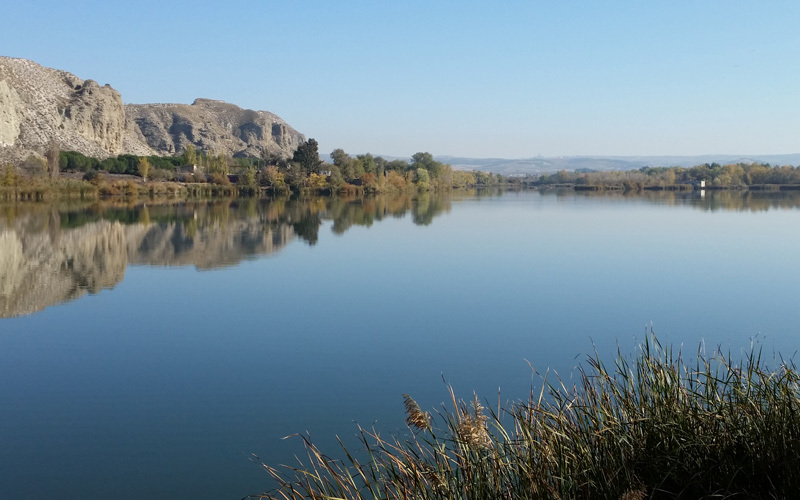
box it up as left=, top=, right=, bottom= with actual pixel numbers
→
left=5, top=189, right=800, bottom=318
left=0, top=194, right=455, bottom=317
left=6, top=188, right=800, bottom=246
left=3, top=193, right=456, bottom=248
left=258, top=193, right=453, bottom=245
left=544, top=188, right=800, bottom=213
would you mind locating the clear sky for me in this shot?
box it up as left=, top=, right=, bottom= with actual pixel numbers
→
left=2, top=1, right=798, bottom=158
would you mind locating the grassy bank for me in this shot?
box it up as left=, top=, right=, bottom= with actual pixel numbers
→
left=252, top=335, right=800, bottom=499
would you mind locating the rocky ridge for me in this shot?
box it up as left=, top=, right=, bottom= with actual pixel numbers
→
left=0, top=57, right=125, bottom=163
left=124, top=98, right=304, bottom=159
left=0, top=57, right=304, bottom=164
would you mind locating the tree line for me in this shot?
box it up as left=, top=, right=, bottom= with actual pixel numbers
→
left=531, top=162, right=800, bottom=189
left=19, top=138, right=510, bottom=193
left=271, top=139, right=508, bottom=192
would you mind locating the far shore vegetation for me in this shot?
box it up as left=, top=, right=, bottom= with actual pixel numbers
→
left=3, top=139, right=800, bottom=201
left=250, top=333, right=800, bottom=499
left=532, top=161, right=800, bottom=192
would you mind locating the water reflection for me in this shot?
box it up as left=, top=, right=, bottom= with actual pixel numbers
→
left=543, top=187, right=800, bottom=212
left=4, top=189, right=800, bottom=318
left=0, top=193, right=454, bottom=317
left=3, top=187, right=800, bottom=499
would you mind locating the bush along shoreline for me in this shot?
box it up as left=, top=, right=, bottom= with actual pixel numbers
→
left=250, top=334, right=800, bottom=499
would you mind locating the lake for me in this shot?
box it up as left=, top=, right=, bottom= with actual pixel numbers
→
left=2, top=189, right=800, bottom=499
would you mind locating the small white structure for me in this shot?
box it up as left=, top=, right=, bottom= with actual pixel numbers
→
left=176, top=164, right=200, bottom=175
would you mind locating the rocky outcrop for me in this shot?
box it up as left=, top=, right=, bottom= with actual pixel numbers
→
left=0, top=57, right=305, bottom=164
left=125, top=98, right=304, bottom=159
left=0, top=57, right=125, bottom=163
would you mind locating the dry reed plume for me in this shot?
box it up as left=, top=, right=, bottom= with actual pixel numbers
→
left=402, top=393, right=430, bottom=431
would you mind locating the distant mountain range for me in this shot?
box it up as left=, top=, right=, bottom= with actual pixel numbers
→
left=435, top=154, right=800, bottom=176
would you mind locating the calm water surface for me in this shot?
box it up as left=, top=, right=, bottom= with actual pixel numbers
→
left=2, top=190, right=800, bottom=499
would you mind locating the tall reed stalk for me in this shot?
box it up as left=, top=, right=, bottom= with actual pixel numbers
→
left=250, top=334, right=800, bottom=499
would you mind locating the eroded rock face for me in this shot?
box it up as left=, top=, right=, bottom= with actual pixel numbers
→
left=124, top=98, right=304, bottom=159
left=0, top=57, right=125, bottom=163
left=0, top=57, right=305, bottom=164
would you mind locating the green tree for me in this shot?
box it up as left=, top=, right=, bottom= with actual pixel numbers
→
left=204, top=150, right=229, bottom=175
left=410, top=152, right=447, bottom=179
left=386, top=159, right=409, bottom=172
left=410, top=152, right=434, bottom=170
left=59, top=151, right=100, bottom=172
left=263, top=150, right=288, bottom=168
left=116, top=154, right=140, bottom=175
left=284, top=162, right=307, bottom=190
left=374, top=156, right=387, bottom=172
left=330, top=148, right=350, bottom=167
left=328, top=165, right=344, bottom=190
left=357, top=153, right=376, bottom=175
left=293, top=138, right=322, bottom=175
left=331, top=148, right=358, bottom=180
left=182, top=144, right=197, bottom=166
left=434, top=163, right=453, bottom=189
left=453, top=170, right=476, bottom=188
left=238, top=167, right=256, bottom=190
left=1, top=164, right=20, bottom=187
left=415, top=167, right=431, bottom=191
left=475, top=170, right=492, bottom=185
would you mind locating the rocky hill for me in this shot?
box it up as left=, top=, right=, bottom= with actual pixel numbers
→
left=0, top=57, right=304, bottom=164
left=0, top=57, right=125, bottom=163
left=124, top=98, right=304, bottom=158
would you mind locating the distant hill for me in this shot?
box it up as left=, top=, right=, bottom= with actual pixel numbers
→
left=436, top=154, right=800, bottom=176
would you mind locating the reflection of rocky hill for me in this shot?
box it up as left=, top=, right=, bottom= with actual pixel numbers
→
left=0, top=210, right=294, bottom=318
left=0, top=219, right=127, bottom=318
left=125, top=220, right=294, bottom=269
left=0, top=194, right=451, bottom=318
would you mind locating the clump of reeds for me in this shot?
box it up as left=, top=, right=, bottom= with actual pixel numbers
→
left=250, top=334, right=800, bottom=499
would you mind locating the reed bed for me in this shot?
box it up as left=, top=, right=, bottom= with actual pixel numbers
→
left=251, top=335, right=800, bottom=499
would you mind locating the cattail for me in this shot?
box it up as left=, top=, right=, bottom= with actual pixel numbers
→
left=402, top=394, right=430, bottom=430
left=457, top=395, right=491, bottom=447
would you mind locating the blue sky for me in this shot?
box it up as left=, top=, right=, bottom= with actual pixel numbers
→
left=2, top=1, right=798, bottom=158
